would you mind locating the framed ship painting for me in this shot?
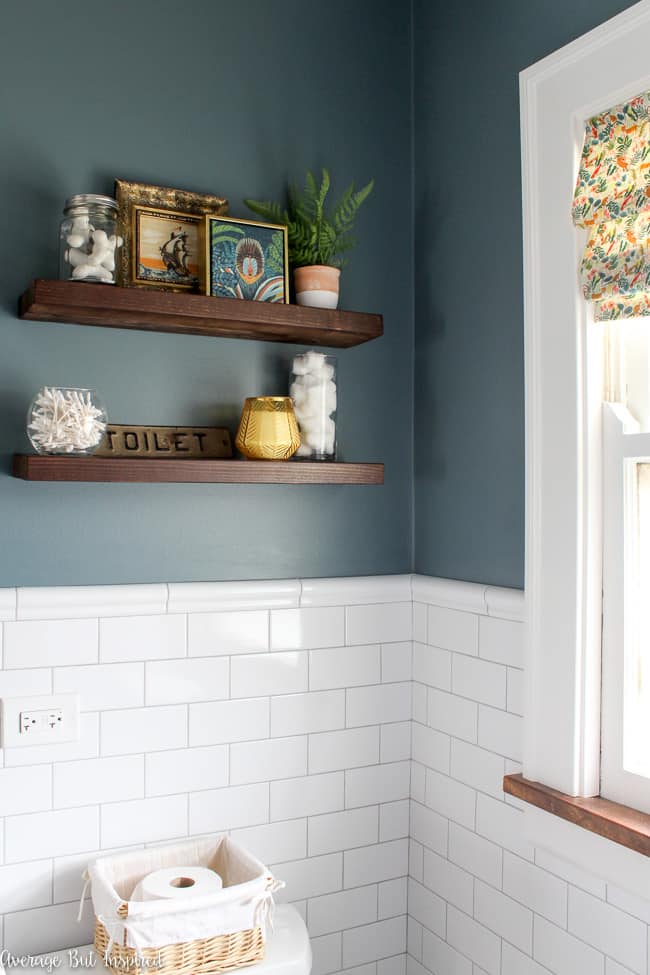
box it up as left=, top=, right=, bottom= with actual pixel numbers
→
left=204, top=215, right=289, bottom=303
left=115, top=179, right=228, bottom=291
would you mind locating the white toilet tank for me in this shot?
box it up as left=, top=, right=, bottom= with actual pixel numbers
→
left=7, top=905, right=311, bottom=975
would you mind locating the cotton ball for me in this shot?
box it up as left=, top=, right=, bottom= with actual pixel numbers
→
left=292, top=357, right=309, bottom=376
left=296, top=443, right=313, bottom=457
left=305, top=426, right=326, bottom=450
left=321, top=363, right=335, bottom=382
left=300, top=372, right=324, bottom=389
left=304, top=351, right=325, bottom=373
left=325, top=417, right=336, bottom=439
left=324, top=433, right=336, bottom=455
left=324, top=381, right=337, bottom=414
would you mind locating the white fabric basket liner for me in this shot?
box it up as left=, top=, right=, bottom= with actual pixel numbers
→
left=87, top=835, right=281, bottom=952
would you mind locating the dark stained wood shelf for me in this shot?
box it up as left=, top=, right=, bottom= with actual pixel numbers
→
left=12, top=455, right=384, bottom=485
left=19, top=280, right=383, bottom=348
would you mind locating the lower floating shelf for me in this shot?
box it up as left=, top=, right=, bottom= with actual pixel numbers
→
left=12, top=455, right=384, bottom=485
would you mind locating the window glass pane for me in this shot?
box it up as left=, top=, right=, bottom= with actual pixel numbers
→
left=624, top=462, right=650, bottom=777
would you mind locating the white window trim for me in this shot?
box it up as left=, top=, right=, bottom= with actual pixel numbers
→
left=521, top=0, right=650, bottom=889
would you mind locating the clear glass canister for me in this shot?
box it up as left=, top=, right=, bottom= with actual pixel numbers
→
left=59, top=194, right=122, bottom=284
left=290, top=351, right=337, bottom=460
left=27, top=387, right=107, bottom=455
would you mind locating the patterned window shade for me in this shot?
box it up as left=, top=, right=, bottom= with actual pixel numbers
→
left=573, top=91, right=650, bottom=320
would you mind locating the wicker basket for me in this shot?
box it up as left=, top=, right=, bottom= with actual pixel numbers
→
left=87, top=836, right=278, bottom=975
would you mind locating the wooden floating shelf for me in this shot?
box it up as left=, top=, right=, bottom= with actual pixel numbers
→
left=12, top=455, right=384, bottom=485
left=19, top=280, right=383, bottom=348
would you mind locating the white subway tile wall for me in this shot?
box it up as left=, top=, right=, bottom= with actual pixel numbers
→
left=3, top=576, right=650, bottom=975
left=0, top=578, right=412, bottom=975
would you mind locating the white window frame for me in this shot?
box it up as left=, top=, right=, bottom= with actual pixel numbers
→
left=522, top=0, right=650, bottom=890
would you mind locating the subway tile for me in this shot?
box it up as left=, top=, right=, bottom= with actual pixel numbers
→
left=101, top=795, right=187, bottom=847
left=534, top=916, right=604, bottom=975
left=345, top=761, right=410, bottom=808
left=346, top=603, right=412, bottom=646
left=0, top=765, right=52, bottom=816
left=271, top=772, right=344, bottom=821
left=189, top=698, right=269, bottom=746
left=411, top=722, right=450, bottom=773
left=101, top=705, right=186, bottom=755
left=503, top=851, right=567, bottom=927
left=380, top=800, right=410, bottom=842
left=310, top=932, right=342, bottom=975
left=271, top=690, right=345, bottom=737
left=410, top=800, right=448, bottom=856
left=381, top=642, right=412, bottom=683
left=231, top=819, right=307, bottom=865
left=17, top=584, right=167, bottom=621
left=378, top=877, right=407, bottom=919
left=346, top=683, right=411, bottom=727
left=231, top=651, right=308, bottom=698
left=301, top=577, right=411, bottom=608
left=427, top=605, right=478, bottom=655
left=448, top=822, right=502, bottom=888
left=605, top=960, right=639, bottom=975
left=4, top=619, right=98, bottom=668
left=5, top=807, right=99, bottom=862
left=380, top=722, right=411, bottom=763
left=188, top=610, right=268, bottom=655
left=54, top=755, right=144, bottom=808
left=411, top=683, right=427, bottom=724
left=475, top=878, right=532, bottom=954
left=271, top=607, right=344, bottom=650
left=4, top=712, right=99, bottom=767
left=476, top=793, right=534, bottom=861
left=427, top=686, right=477, bottom=742
left=478, top=704, right=522, bottom=761
left=308, top=806, right=379, bottom=857
left=309, top=726, right=379, bottom=774
left=145, top=656, right=229, bottom=705
left=606, top=883, right=650, bottom=924
left=506, top=667, right=524, bottom=715
left=0, top=588, right=17, bottom=621
left=230, top=736, right=307, bottom=784
left=344, top=838, right=408, bottom=888
left=422, top=929, right=472, bottom=975
left=0, top=860, right=52, bottom=913
left=479, top=616, right=524, bottom=667
left=450, top=739, right=505, bottom=798
left=53, top=845, right=141, bottom=903
left=272, top=853, right=342, bottom=902
left=412, top=642, right=451, bottom=690
left=409, top=839, right=424, bottom=885
left=309, top=885, right=378, bottom=937
left=0, top=667, right=51, bottom=698
left=309, top=644, right=380, bottom=690
left=425, top=769, right=476, bottom=830
left=452, top=654, right=506, bottom=709
left=411, top=761, right=426, bottom=803
left=568, top=887, right=646, bottom=974
left=342, top=917, right=406, bottom=968
left=447, top=906, right=501, bottom=975
left=412, top=603, right=427, bottom=644
left=100, top=614, right=185, bottom=662
left=168, top=580, right=299, bottom=615
left=54, top=662, right=143, bottom=710
left=534, top=845, right=606, bottom=897
left=3, top=900, right=95, bottom=955
left=422, top=847, right=473, bottom=915
left=501, top=943, right=551, bottom=975
left=190, top=783, right=269, bottom=833
left=407, top=878, right=445, bottom=937
left=378, top=952, right=406, bottom=975
left=145, top=744, right=228, bottom=796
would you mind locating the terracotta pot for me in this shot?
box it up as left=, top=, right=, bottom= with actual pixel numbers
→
left=294, top=265, right=340, bottom=309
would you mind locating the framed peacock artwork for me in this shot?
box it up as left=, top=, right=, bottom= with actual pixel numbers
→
left=204, top=215, right=289, bottom=303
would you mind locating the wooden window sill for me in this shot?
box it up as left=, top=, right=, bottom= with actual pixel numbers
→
left=503, top=773, right=650, bottom=857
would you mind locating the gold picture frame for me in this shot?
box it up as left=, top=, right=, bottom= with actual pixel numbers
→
left=115, top=179, right=228, bottom=291
left=204, top=215, right=289, bottom=304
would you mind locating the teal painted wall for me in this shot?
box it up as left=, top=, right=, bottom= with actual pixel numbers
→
left=412, top=0, right=636, bottom=589
left=0, top=0, right=413, bottom=586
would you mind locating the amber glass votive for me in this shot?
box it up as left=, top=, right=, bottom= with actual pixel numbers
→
left=235, top=397, right=301, bottom=460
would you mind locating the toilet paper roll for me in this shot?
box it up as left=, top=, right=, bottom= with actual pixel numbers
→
left=131, top=865, right=223, bottom=902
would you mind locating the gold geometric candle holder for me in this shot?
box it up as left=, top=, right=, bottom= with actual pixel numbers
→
left=235, top=396, right=301, bottom=460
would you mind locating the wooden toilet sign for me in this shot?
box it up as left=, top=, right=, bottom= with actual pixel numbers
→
left=96, top=424, right=232, bottom=459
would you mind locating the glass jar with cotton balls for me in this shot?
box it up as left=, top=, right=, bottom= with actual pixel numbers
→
left=289, top=351, right=337, bottom=461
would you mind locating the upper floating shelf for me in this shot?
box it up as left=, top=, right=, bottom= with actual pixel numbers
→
left=19, top=280, right=383, bottom=348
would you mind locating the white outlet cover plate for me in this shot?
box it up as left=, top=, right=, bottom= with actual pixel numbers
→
left=1, top=693, right=80, bottom=748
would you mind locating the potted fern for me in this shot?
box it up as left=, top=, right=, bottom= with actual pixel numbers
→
left=244, top=168, right=373, bottom=309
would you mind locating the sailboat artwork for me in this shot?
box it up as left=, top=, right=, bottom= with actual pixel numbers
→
left=133, top=205, right=201, bottom=290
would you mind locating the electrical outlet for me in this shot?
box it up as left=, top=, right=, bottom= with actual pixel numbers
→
left=1, top=694, right=79, bottom=748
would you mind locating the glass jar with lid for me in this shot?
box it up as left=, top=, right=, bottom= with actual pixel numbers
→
left=59, top=194, right=122, bottom=284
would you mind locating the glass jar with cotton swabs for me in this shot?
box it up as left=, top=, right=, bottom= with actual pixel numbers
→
left=289, top=351, right=337, bottom=461
left=27, top=387, right=107, bottom=456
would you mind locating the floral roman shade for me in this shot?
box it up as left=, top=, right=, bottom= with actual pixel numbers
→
left=573, top=91, right=650, bottom=320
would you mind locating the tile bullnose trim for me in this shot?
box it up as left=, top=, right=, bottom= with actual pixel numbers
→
left=0, top=588, right=17, bottom=620
left=16, top=584, right=168, bottom=621
left=167, top=579, right=301, bottom=614
left=411, top=575, right=488, bottom=615
left=485, top=585, right=526, bottom=622
left=300, top=575, right=412, bottom=607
